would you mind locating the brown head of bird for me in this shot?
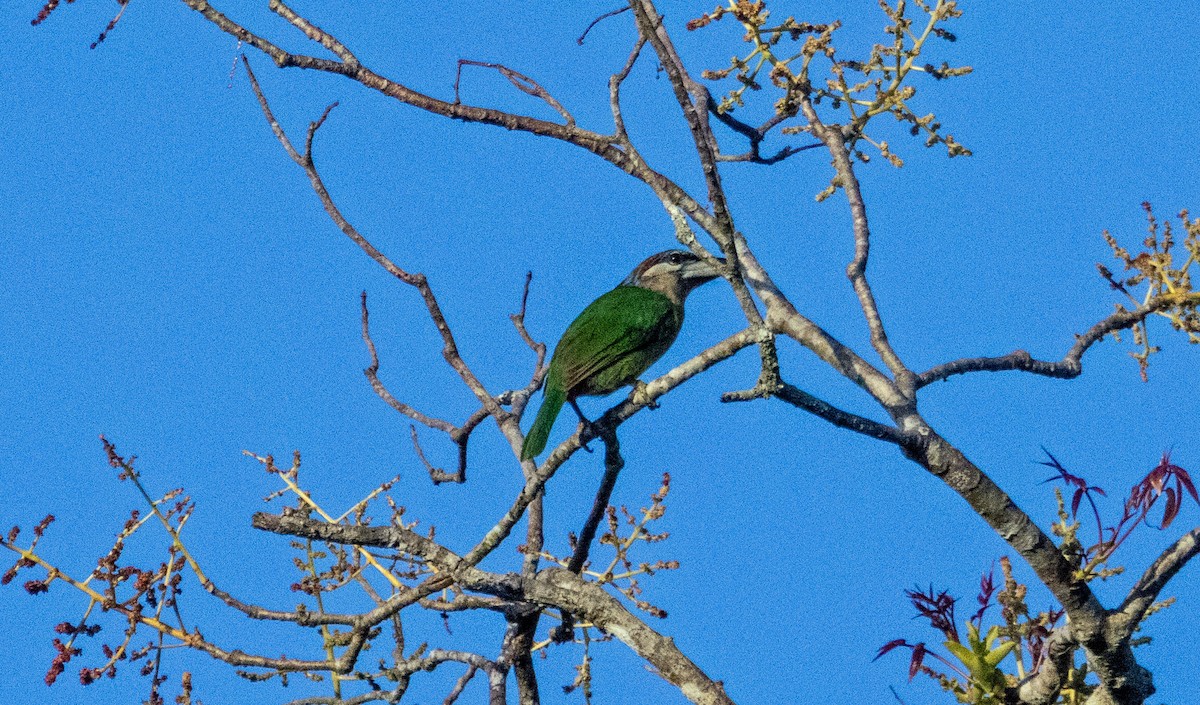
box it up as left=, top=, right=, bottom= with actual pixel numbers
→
left=622, top=250, right=726, bottom=305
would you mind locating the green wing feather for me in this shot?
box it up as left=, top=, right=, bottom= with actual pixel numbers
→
left=519, top=286, right=681, bottom=460
left=552, top=286, right=681, bottom=395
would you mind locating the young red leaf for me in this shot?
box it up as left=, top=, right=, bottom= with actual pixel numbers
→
left=909, top=642, right=927, bottom=682
left=1071, top=487, right=1085, bottom=516
left=874, top=639, right=909, bottom=661
left=1149, top=468, right=1166, bottom=494
left=1161, top=487, right=1180, bottom=529
left=1176, top=467, right=1199, bottom=504
left=971, top=563, right=996, bottom=625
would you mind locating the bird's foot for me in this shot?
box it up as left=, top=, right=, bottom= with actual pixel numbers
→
left=630, top=380, right=659, bottom=409
left=577, top=418, right=601, bottom=453
left=569, top=398, right=599, bottom=452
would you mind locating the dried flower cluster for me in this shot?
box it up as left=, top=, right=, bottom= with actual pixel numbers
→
left=689, top=0, right=971, bottom=181
left=1100, top=203, right=1200, bottom=380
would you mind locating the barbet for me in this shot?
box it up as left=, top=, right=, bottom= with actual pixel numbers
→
left=520, top=250, right=724, bottom=460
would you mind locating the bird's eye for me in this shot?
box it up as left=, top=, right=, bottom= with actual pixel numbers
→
left=668, top=253, right=683, bottom=265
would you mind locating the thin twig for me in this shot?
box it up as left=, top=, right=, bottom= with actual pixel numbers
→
left=578, top=6, right=630, bottom=45
left=443, top=664, right=478, bottom=705
left=721, top=379, right=905, bottom=444
left=608, top=37, right=647, bottom=143
left=361, top=291, right=456, bottom=434
left=244, top=58, right=503, bottom=417
left=715, top=142, right=823, bottom=164
left=800, top=92, right=910, bottom=382
left=455, top=59, right=575, bottom=126
left=411, top=425, right=464, bottom=485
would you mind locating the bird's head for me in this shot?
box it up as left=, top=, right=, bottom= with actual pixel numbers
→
left=622, top=250, right=726, bottom=304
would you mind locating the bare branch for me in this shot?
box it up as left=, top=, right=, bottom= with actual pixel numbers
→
left=442, top=664, right=478, bottom=705
left=608, top=36, right=647, bottom=143
left=915, top=293, right=1200, bottom=388
left=464, top=327, right=758, bottom=568
left=567, top=434, right=625, bottom=575
left=722, top=380, right=905, bottom=444
left=715, top=142, right=823, bottom=164
left=500, top=613, right=542, bottom=705
left=244, top=60, right=501, bottom=414
left=509, top=271, right=544, bottom=358
left=1115, top=526, right=1200, bottom=637
left=268, top=0, right=359, bottom=65
left=411, top=425, right=463, bottom=485
left=454, top=60, right=575, bottom=126
left=509, top=271, right=549, bottom=420
left=706, top=94, right=821, bottom=164
left=901, top=426, right=1105, bottom=636
left=799, top=93, right=910, bottom=381
left=360, top=292, right=456, bottom=435
left=629, top=0, right=735, bottom=240
left=732, top=232, right=907, bottom=409
left=189, top=0, right=732, bottom=241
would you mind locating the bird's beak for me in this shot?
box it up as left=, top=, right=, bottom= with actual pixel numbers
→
left=680, top=256, right=726, bottom=286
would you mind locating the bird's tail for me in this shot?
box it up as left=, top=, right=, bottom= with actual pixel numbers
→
left=520, top=385, right=566, bottom=460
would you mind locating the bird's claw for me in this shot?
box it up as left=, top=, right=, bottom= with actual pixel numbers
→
left=577, top=418, right=601, bottom=453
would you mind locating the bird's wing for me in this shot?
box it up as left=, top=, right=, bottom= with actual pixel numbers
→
left=550, top=286, right=678, bottom=394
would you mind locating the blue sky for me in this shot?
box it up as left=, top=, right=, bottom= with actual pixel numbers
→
left=3, top=2, right=1199, bottom=704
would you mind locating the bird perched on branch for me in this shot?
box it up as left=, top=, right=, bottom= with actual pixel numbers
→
left=520, top=249, right=725, bottom=460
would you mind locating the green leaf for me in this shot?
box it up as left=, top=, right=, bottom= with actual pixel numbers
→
left=944, top=639, right=981, bottom=672
left=984, top=625, right=1001, bottom=650
left=985, top=640, right=1017, bottom=668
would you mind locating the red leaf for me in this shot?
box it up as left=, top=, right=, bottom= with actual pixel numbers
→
left=875, top=639, right=908, bottom=661
left=909, top=642, right=927, bottom=681
left=1176, top=467, right=1199, bottom=504
left=1162, top=487, right=1180, bottom=528
left=1071, top=488, right=1084, bottom=516
left=1149, top=469, right=1166, bottom=494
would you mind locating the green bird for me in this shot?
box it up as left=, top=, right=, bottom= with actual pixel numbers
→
left=520, top=250, right=725, bottom=460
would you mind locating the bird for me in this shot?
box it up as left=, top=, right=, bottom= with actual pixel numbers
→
left=520, top=249, right=725, bottom=460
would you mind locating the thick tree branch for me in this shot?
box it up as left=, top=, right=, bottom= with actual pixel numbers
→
left=900, top=427, right=1105, bottom=637
left=567, top=433, right=626, bottom=575
left=628, top=0, right=734, bottom=241
left=732, top=233, right=908, bottom=409
left=1012, top=627, right=1076, bottom=705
